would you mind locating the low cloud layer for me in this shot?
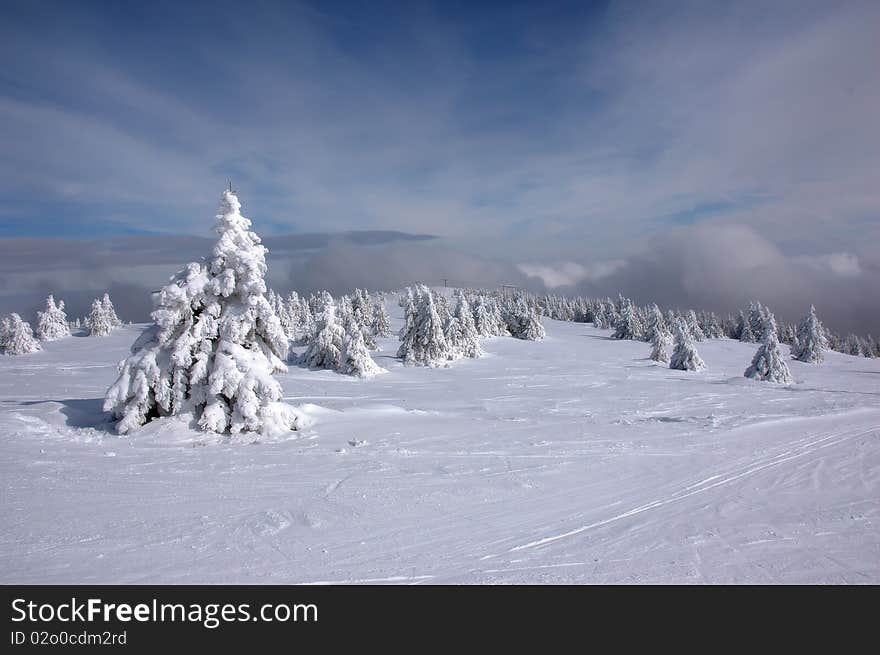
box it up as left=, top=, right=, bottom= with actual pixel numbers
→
left=554, top=224, right=880, bottom=335
left=1, top=222, right=877, bottom=337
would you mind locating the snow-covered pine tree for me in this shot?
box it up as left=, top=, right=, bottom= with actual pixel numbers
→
left=301, top=300, right=346, bottom=371
left=593, top=300, right=610, bottom=329
left=744, top=314, right=793, bottom=384
left=650, top=325, right=671, bottom=363
left=747, top=301, right=766, bottom=340
left=686, top=310, right=705, bottom=342
left=35, top=294, right=71, bottom=341
left=1, top=313, right=41, bottom=355
left=347, top=291, right=377, bottom=350
left=372, top=303, right=391, bottom=338
left=102, top=293, right=121, bottom=327
left=489, top=297, right=510, bottom=336
left=504, top=297, right=546, bottom=341
left=612, top=298, right=643, bottom=340
left=738, top=310, right=756, bottom=343
left=87, top=298, right=114, bottom=336
left=397, top=286, right=451, bottom=366
left=669, top=317, right=705, bottom=371
left=790, top=305, right=828, bottom=364
left=339, top=313, right=385, bottom=378
left=445, top=293, right=482, bottom=359
left=644, top=304, right=666, bottom=344
left=297, top=297, right=315, bottom=344
left=699, top=311, right=724, bottom=339
left=471, top=295, right=495, bottom=337
left=104, top=188, right=302, bottom=437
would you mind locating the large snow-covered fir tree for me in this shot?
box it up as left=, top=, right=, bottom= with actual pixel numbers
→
left=397, top=286, right=451, bottom=366
left=790, top=305, right=828, bottom=364
left=745, top=314, right=793, bottom=384
left=104, top=188, right=303, bottom=437
left=1, top=313, right=41, bottom=355
left=35, top=295, right=71, bottom=341
left=669, top=317, right=705, bottom=371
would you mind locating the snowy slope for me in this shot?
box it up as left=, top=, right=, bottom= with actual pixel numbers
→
left=1, top=304, right=879, bottom=584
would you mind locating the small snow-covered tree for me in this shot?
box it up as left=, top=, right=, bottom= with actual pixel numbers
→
left=686, top=310, right=705, bottom=342
left=87, top=298, right=114, bottom=336
left=102, top=294, right=121, bottom=327
left=738, top=311, right=756, bottom=343
left=472, top=295, right=495, bottom=337
left=504, top=297, right=545, bottom=341
left=1, top=313, right=41, bottom=355
left=372, top=303, right=391, bottom=338
left=669, top=318, right=705, bottom=371
left=445, top=293, right=482, bottom=359
left=650, top=326, right=671, bottom=363
left=745, top=314, right=793, bottom=384
left=104, top=188, right=302, bottom=437
left=35, top=295, right=71, bottom=341
left=644, top=304, right=666, bottom=343
left=612, top=298, right=643, bottom=340
left=790, top=305, right=828, bottom=364
left=339, top=316, right=385, bottom=378
left=397, top=286, right=451, bottom=366
left=301, top=300, right=346, bottom=371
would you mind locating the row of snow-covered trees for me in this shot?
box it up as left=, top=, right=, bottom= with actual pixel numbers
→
left=395, top=285, right=544, bottom=367
left=514, top=291, right=850, bottom=383
left=534, top=293, right=880, bottom=359
left=0, top=293, right=123, bottom=355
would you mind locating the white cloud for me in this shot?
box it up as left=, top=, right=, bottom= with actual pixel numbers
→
left=518, top=260, right=624, bottom=289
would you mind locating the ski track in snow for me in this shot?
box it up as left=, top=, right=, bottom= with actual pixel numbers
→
left=501, top=425, right=875, bottom=556
left=1, top=301, right=879, bottom=584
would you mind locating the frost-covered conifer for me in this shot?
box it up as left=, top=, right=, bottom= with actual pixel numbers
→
left=301, top=301, right=346, bottom=371
left=102, top=294, right=121, bottom=327
left=1, top=313, right=41, bottom=355
left=791, top=305, right=828, bottom=364
left=747, top=302, right=766, bottom=340
left=612, top=298, right=643, bottom=340
left=87, top=298, right=114, bottom=336
left=504, top=297, right=545, bottom=341
left=669, top=318, right=705, bottom=371
left=445, top=293, right=482, bottom=359
left=397, top=286, right=450, bottom=366
left=644, top=304, right=666, bottom=343
left=650, top=326, right=671, bottom=363
left=745, top=314, right=793, bottom=384
left=104, top=188, right=302, bottom=437
left=339, top=315, right=385, bottom=378
left=35, top=295, right=71, bottom=341
left=738, top=310, right=756, bottom=343
left=372, top=303, right=392, bottom=338
left=686, top=310, right=705, bottom=342
left=471, top=295, right=495, bottom=337
left=489, top=298, right=509, bottom=336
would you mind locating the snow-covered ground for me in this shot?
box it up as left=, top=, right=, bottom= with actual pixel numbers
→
left=2, top=301, right=879, bottom=584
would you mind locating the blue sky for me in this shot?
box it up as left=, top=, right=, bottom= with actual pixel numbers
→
left=1, top=0, right=879, bottom=326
